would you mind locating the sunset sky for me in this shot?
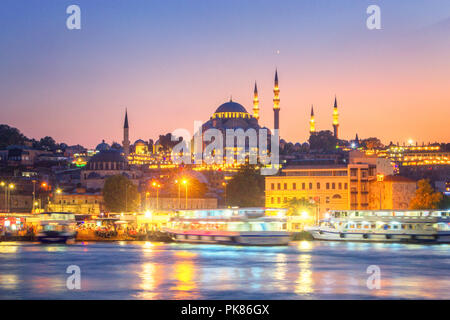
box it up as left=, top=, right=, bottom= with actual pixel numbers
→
left=1, top=0, right=450, bottom=148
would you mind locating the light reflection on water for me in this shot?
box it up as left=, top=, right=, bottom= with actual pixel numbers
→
left=0, top=241, right=449, bottom=299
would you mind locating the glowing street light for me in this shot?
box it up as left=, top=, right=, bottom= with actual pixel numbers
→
left=182, top=179, right=188, bottom=209
left=152, top=182, right=161, bottom=210
left=301, top=211, right=309, bottom=219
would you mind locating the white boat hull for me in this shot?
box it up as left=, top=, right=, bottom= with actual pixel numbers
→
left=306, top=228, right=450, bottom=243
left=166, top=230, right=291, bottom=246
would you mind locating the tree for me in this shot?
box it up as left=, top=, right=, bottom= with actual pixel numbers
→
left=167, top=177, right=207, bottom=198
left=103, top=175, right=140, bottom=212
left=284, top=198, right=316, bottom=216
left=361, top=137, right=384, bottom=149
left=226, top=165, right=265, bottom=207
left=308, top=130, right=337, bottom=151
left=409, top=179, right=443, bottom=210
left=0, top=124, right=28, bottom=148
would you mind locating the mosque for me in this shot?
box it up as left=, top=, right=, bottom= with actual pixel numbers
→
left=113, top=69, right=342, bottom=167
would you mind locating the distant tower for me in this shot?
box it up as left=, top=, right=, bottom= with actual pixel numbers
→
left=273, top=69, right=280, bottom=132
left=332, top=96, right=339, bottom=139
left=253, top=82, right=260, bottom=121
left=123, top=109, right=130, bottom=159
left=309, top=105, right=316, bottom=134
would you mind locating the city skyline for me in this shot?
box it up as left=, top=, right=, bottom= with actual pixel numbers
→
left=1, top=1, right=450, bottom=148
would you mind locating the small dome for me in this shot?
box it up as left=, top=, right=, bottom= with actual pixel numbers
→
left=96, top=140, right=110, bottom=151
left=215, top=101, right=248, bottom=114
left=134, top=139, right=146, bottom=145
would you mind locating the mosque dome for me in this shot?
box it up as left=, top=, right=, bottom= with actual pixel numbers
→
left=95, top=140, right=111, bottom=152
left=215, top=101, right=248, bottom=114
left=134, top=139, right=146, bottom=145
left=212, top=100, right=253, bottom=121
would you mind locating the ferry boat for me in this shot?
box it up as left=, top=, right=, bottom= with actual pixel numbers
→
left=36, top=212, right=77, bottom=244
left=305, top=210, right=450, bottom=243
left=164, top=208, right=291, bottom=246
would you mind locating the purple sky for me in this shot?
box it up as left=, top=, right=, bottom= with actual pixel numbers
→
left=1, top=0, right=450, bottom=148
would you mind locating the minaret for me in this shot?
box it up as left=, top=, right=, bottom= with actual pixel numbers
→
left=273, top=69, right=280, bottom=131
left=309, top=105, right=316, bottom=134
left=252, top=82, right=260, bottom=121
left=332, top=96, right=339, bottom=139
left=122, top=109, right=130, bottom=159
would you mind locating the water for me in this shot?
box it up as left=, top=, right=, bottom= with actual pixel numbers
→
left=0, top=241, right=449, bottom=299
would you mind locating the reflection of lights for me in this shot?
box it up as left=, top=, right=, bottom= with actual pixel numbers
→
left=0, top=274, right=18, bottom=290
left=295, top=254, right=313, bottom=295
left=274, top=254, right=287, bottom=291
left=0, top=243, right=18, bottom=253
left=173, top=261, right=196, bottom=295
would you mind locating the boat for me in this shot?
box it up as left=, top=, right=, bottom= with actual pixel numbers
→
left=164, top=208, right=292, bottom=246
left=36, top=212, right=77, bottom=244
left=305, top=210, right=450, bottom=243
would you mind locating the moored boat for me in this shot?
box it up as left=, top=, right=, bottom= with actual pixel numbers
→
left=305, top=210, right=450, bottom=243
left=36, top=212, right=77, bottom=244
left=164, top=208, right=292, bottom=246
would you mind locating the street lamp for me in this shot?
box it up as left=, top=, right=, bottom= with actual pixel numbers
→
left=222, top=182, right=227, bottom=207
left=182, top=179, right=188, bottom=209
left=8, top=183, right=15, bottom=213
left=151, top=182, right=161, bottom=210
left=145, top=191, right=150, bottom=210
left=1, top=181, right=6, bottom=212
left=377, top=174, right=384, bottom=210
left=56, top=188, right=63, bottom=212
left=32, top=180, right=36, bottom=213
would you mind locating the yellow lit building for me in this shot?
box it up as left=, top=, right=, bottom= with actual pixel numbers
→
left=265, top=163, right=377, bottom=217
left=47, top=191, right=104, bottom=214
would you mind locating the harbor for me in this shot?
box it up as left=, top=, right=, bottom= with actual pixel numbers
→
left=1, top=208, right=449, bottom=244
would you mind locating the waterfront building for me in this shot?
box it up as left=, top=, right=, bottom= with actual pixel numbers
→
left=47, top=189, right=104, bottom=214
left=349, top=150, right=395, bottom=176
left=265, top=162, right=376, bottom=216
left=265, top=155, right=417, bottom=216
left=368, top=175, right=416, bottom=210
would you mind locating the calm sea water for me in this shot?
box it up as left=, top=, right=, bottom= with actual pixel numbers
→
left=0, top=241, right=449, bottom=299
